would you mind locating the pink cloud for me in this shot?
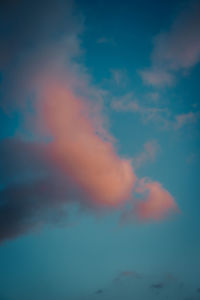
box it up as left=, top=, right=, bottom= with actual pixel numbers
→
left=0, top=0, right=181, bottom=243
left=38, top=78, right=136, bottom=206
left=0, top=79, right=180, bottom=243
left=36, top=78, right=179, bottom=222
left=135, top=180, right=179, bottom=221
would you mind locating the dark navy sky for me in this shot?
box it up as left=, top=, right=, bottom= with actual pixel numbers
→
left=0, top=1, right=200, bottom=299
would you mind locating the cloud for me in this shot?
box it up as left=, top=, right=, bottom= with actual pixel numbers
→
left=96, top=37, right=115, bottom=45
left=0, top=0, right=82, bottom=110
left=0, top=138, right=77, bottom=243
left=111, top=93, right=170, bottom=127
left=110, top=69, right=129, bottom=87
left=37, top=77, right=136, bottom=207
left=0, top=180, right=68, bottom=242
left=111, top=93, right=140, bottom=112
left=0, top=139, right=51, bottom=185
left=174, top=111, right=200, bottom=129
left=135, top=179, right=179, bottom=221
left=0, top=0, right=179, bottom=243
left=111, top=94, right=200, bottom=130
left=150, top=283, right=164, bottom=289
left=0, top=95, right=178, bottom=243
left=140, top=69, right=174, bottom=87
left=95, top=289, right=103, bottom=295
left=86, top=271, right=196, bottom=300
left=146, top=92, right=160, bottom=103
left=114, top=270, right=142, bottom=282
left=35, top=82, right=180, bottom=222
left=122, top=178, right=179, bottom=222
left=0, top=115, right=135, bottom=243
left=140, top=1, right=200, bottom=86
left=133, top=140, right=160, bottom=169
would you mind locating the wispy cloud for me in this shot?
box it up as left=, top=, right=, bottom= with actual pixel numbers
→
left=111, top=93, right=200, bottom=130
left=114, top=270, right=142, bottom=282
left=150, top=283, right=164, bottom=289
left=140, top=1, right=200, bottom=86
left=96, top=37, right=115, bottom=45
left=140, top=69, right=174, bottom=87
left=110, top=69, right=129, bottom=87
left=111, top=93, right=170, bottom=127
left=174, top=111, right=200, bottom=129
left=133, top=140, right=160, bottom=170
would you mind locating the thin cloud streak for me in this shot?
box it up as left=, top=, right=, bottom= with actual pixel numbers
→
left=111, top=94, right=200, bottom=130
left=133, top=140, right=160, bottom=170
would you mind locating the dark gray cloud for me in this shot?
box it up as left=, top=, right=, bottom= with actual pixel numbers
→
left=0, top=138, right=77, bottom=243
left=150, top=283, right=164, bottom=289
left=0, top=180, right=64, bottom=242
left=0, top=0, right=83, bottom=243
left=0, top=0, right=80, bottom=66
left=95, top=289, right=103, bottom=295
left=0, top=138, right=51, bottom=185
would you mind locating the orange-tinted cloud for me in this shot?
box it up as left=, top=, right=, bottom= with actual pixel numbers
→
left=0, top=80, right=179, bottom=243
left=0, top=0, right=180, bottom=244
left=38, top=78, right=136, bottom=206
left=135, top=180, right=179, bottom=220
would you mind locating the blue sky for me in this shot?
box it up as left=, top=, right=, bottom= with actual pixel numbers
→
left=0, top=0, right=200, bottom=299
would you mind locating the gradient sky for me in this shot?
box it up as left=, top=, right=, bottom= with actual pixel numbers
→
left=0, top=0, right=200, bottom=299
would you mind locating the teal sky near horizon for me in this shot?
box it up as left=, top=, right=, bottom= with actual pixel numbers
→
left=0, top=1, right=200, bottom=299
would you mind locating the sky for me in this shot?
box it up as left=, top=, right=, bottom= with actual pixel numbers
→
left=0, top=0, right=200, bottom=299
